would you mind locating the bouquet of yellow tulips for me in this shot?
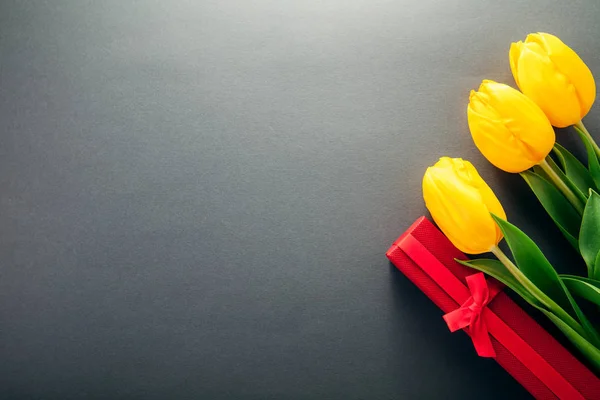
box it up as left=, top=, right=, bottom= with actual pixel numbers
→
left=424, top=33, right=600, bottom=371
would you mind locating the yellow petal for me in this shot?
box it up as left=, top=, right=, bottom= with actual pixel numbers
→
left=531, top=33, right=596, bottom=119
left=509, top=41, right=523, bottom=87
left=423, top=158, right=504, bottom=254
left=478, top=81, right=555, bottom=160
left=468, top=107, right=537, bottom=172
left=467, top=82, right=554, bottom=173
left=514, top=35, right=588, bottom=127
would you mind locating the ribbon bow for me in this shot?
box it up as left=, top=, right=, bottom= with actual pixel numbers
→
left=443, top=272, right=500, bottom=358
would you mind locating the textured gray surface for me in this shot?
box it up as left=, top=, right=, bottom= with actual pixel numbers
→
left=1, top=1, right=599, bottom=399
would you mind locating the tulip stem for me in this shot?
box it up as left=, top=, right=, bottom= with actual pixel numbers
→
left=575, top=120, right=600, bottom=160
left=490, top=246, right=586, bottom=337
left=490, top=246, right=552, bottom=309
left=538, top=158, right=585, bottom=214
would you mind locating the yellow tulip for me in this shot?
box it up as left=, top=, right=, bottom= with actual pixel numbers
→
left=422, top=157, right=506, bottom=254
left=510, top=32, right=596, bottom=128
left=467, top=80, right=555, bottom=173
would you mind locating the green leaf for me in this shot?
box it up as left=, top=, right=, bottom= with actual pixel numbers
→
left=545, top=155, right=564, bottom=175
left=560, top=276, right=600, bottom=347
left=561, top=274, right=600, bottom=288
left=534, top=157, right=563, bottom=181
left=456, top=258, right=541, bottom=307
left=553, top=143, right=597, bottom=195
left=561, top=275, right=600, bottom=307
left=576, top=126, right=600, bottom=191
left=492, top=215, right=600, bottom=344
left=545, top=154, right=588, bottom=206
left=473, top=265, right=600, bottom=372
left=580, top=190, right=600, bottom=278
left=520, top=170, right=580, bottom=251
left=533, top=164, right=549, bottom=181
left=539, top=308, right=600, bottom=373
left=491, top=215, right=574, bottom=316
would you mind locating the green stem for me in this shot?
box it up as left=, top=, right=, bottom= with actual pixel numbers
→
left=576, top=120, right=600, bottom=160
left=538, top=157, right=585, bottom=214
left=491, top=246, right=586, bottom=337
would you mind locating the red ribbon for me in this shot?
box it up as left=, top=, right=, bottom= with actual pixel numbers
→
left=397, top=233, right=585, bottom=400
left=443, top=273, right=500, bottom=358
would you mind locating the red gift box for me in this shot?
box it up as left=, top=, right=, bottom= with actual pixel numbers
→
left=387, top=216, right=600, bottom=400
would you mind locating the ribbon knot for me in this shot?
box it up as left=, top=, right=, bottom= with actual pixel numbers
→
left=443, top=273, right=498, bottom=358
left=468, top=303, right=483, bottom=314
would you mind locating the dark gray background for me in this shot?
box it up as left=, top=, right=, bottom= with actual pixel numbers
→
left=1, top=0, right=598, bottom=399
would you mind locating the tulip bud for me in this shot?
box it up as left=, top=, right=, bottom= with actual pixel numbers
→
left=423, top=157, right=506, bottom=254
left=467, top=80, right=555, bottom=173
left=510, top=32, right=596, bottom=128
